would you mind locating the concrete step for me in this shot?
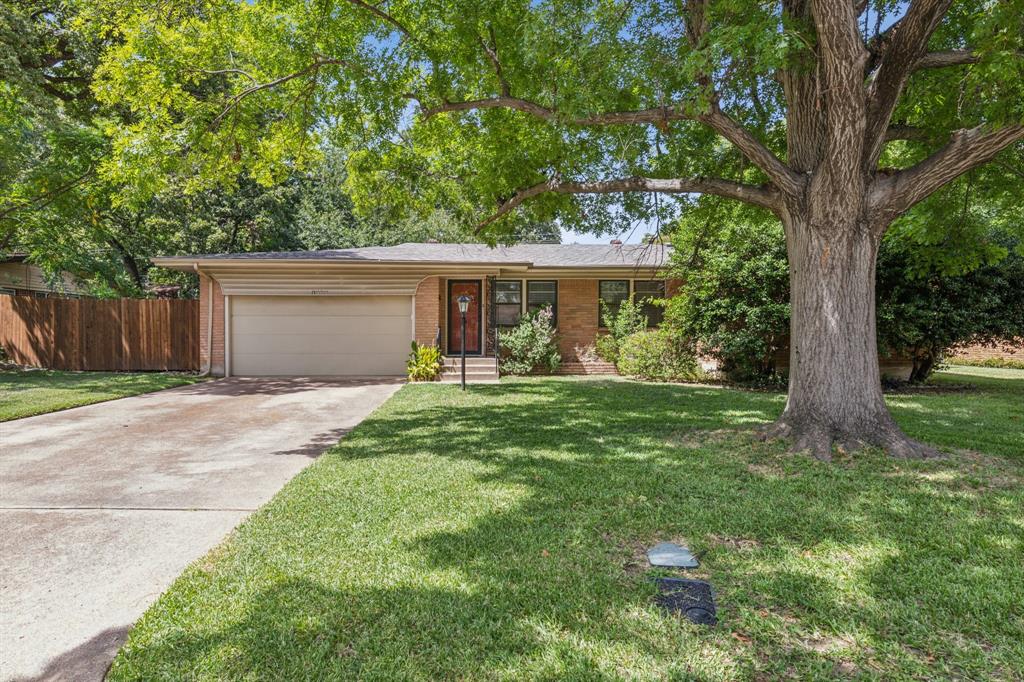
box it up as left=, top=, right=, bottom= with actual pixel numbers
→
left=440, top=369, right=499, bottom=378
left=439, top=373, right=499, bottom=383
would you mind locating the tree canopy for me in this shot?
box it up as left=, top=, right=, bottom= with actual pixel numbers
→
left=5, top=0, right=1023, bottom=457
left=79, top=0, right=1023, bottom=235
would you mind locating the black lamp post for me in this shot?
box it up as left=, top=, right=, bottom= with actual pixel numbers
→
left=457, top=295, right=471, bottom=390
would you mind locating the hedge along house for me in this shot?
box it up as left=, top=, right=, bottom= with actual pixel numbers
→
left=152, top=242, right=674, bottom=380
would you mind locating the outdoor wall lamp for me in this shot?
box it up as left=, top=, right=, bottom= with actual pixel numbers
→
left=457, top=295, right=471, bottom=390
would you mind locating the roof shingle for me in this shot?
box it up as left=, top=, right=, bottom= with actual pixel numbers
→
left=170, top=242, right=671, bottom=268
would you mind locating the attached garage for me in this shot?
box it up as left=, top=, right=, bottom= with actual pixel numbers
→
left=229, top=295, right=412, bottom=376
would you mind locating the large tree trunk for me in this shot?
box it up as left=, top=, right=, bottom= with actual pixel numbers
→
left=764, top=215, right=937, bottom=460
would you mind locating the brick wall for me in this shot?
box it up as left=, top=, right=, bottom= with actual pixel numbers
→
left=954, top=342, right=1024, bottom=362
left=556, top=279, right=600, bottom=362
left=414, top=276, right=441, bottom=346
left=198, top=273, right=225, bottom=375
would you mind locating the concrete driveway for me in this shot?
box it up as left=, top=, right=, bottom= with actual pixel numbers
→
left=0, top=377, right=402, bottom=682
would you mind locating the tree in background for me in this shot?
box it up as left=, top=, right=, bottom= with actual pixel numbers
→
left=87, top=0, right=1024, bottom=458
left=0, top=4, right=481, bottom=296
left=876, top=234, right=1024, bottom=382
left=666, top=203, right=791, bottom=383
left=668, top=196, right=1024, bottom=384
left=0, top=1, right=112, bottom=287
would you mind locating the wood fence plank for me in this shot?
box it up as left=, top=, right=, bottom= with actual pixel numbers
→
left=0, top=296, right=199, bottom=371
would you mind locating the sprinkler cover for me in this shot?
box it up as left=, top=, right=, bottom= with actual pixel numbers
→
left=647, top=542, right=699, bottom=568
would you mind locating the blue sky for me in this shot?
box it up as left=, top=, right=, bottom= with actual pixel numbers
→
left=557, top=227, right=634, bottom=242
left=560, top=227, right=644, bottom=244
left=560, top=213, right=662, bottom=244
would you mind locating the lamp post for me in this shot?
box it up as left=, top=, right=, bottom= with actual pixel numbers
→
left=457, top=294, right=471, bottom=390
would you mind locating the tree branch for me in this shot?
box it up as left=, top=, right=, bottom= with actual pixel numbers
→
left=343, top=0, right=415, bottom=41
left=208, top=57, right=351, bottom=131
left=0, top=165, right=95, bottom=223
left=808, top=0, right=870, bottom=204
left=476, top=175, right=780, bottom=231
left=421, top=98, right=801, bottom=196
left=420, top=96, right=558, bottom=121
left=913, top=49, right=980, bottom=70
left=699, top=105, right=804, bottom=195
left=872, top=124, right=1024, bottom=216
left=479, top=26, right=510, bottom=97
left=862, top=0, right=954, bottom=170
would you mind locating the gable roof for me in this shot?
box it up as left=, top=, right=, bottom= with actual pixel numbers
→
left=155, top=242, right=671, bottom=269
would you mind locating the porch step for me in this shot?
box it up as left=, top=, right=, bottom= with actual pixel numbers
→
left=442, top=356, right=497, bottom=367
left=440, top=356, right=498, bottom=382
left=439, top=374, right=499, bottom=383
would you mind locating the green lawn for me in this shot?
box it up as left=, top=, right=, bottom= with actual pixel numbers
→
left=110, top=370, right=1023, bottom=681
left=0, top=369, right=202, bottom=421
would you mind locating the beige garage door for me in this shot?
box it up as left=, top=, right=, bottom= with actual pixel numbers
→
left=231, top=296, right=411, bottom=376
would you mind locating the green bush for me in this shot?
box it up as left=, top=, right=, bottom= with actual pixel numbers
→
left=406, top=342, right=442, bottom=381
left=594, top=333, right=619, bottom=363
left=595, top=298, right=649, bottom=364
left=617, top=329, right=704, bottom=382
left=666, top=201, right=1024, bottom=383
left=499, top=306, right=561, bottom=375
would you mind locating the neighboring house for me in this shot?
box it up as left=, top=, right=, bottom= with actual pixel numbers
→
left=153, top=242, right=674, bottom=378
left=953, top=342, right=1024, bottom=364
left=0, top=255, right=85, bottom=298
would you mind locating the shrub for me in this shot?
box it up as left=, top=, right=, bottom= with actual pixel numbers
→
left=617, top=329, right=704, bottom=382
left=499, top=306, right=561, bottom=375
left=406, top=342, right=442, bottom=381
left=666, top=202, right=1024, bottom=383
left=594, top=333, right=619, bottom=363
left=596, top=298, right=649, bottom=364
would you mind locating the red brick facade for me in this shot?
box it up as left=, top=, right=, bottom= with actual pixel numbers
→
left=554, top=279, right=601, bottom=362
left=198, top=273, right=225, bottom=375
left=414, top=276, right=441, bottom=346
left=196, top=272, right=672, bottom=376
left=954, top=342, right=1024, bottom=362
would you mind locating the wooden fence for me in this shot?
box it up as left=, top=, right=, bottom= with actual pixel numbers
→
left=0, top=296, right=199, bottom=371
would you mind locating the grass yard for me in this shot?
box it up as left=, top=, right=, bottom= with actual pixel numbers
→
left=0, top=369, right=202, bottom=421
left=110, top=370, right=1023, bottom=681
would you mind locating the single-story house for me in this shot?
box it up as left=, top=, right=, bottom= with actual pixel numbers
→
left=153, top=242, right=675, bottom=379
left=0, top=254, right=85, bottom=298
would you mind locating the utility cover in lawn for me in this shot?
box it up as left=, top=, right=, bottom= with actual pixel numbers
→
left=653, top=578, right=717, bottom=625
left=647, top=542, right=699, bottom=568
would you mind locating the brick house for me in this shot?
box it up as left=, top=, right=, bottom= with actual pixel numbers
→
left=153, top=243, right=674, bottom=380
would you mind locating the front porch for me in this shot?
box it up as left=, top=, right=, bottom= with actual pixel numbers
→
left=411, top=268, right=674, bottom=379
left=439, top=355, right=499, bottom=383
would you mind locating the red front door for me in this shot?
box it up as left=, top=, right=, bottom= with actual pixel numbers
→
left=448, top=280, right=481, bottom=355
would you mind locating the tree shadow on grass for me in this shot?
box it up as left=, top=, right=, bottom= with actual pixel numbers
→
left=110, top=378, right=1024, bottom=680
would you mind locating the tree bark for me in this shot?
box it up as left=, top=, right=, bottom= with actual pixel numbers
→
left=763, top=214, right=938, bottom=460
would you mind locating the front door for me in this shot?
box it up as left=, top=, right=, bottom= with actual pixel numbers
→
left=447, top=280, right=482, bottom=355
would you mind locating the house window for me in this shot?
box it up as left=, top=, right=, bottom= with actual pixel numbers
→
left=634, top=280, right=666, bottom=326
left=527, top=280, right=557, bottom=325
left=598, top=280, right=630, bottom=326
left=495, top=280, right=523, bottom=326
